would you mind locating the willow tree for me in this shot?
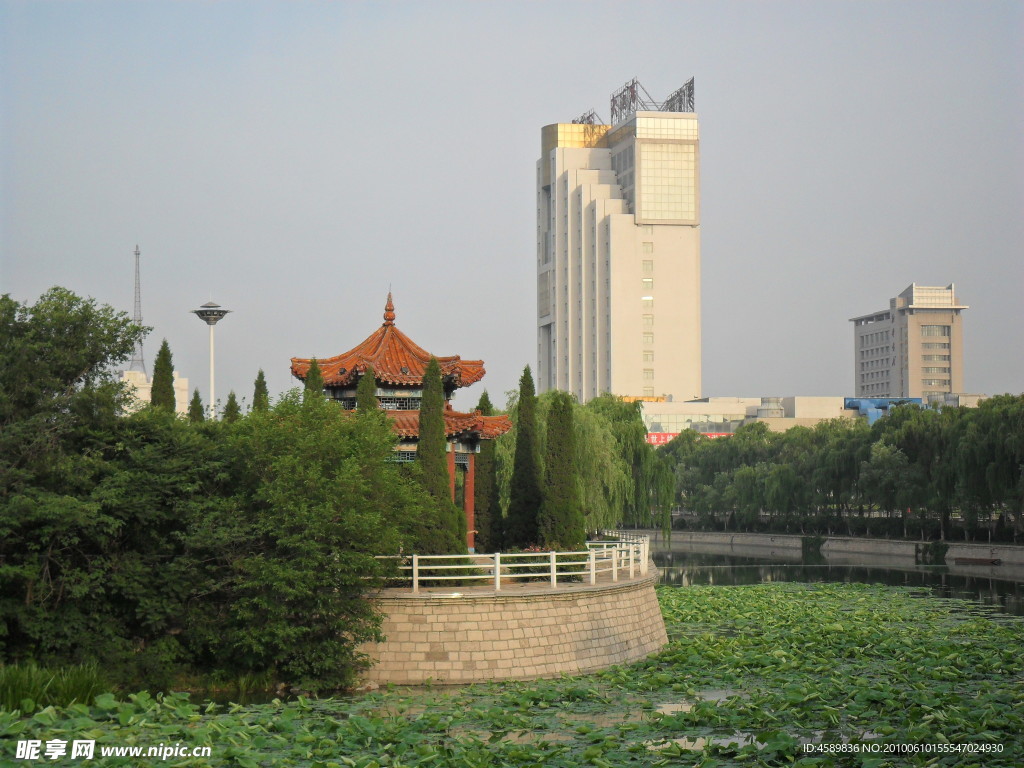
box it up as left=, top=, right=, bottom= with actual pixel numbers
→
left=505, top=366, right=542, bottom=547
left=585, top=394, right=670, bottom=529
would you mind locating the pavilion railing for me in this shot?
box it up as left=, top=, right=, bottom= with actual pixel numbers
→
left=375, top=536, right=650, bottom=594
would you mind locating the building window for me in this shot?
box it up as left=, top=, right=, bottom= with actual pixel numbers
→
left=642, top=298, right=654, bottom=309
left=922, top=367, right=950, bottom=374
left=643, top=387, right=655, bottom=397
left=641, top=278, right=654, bottom=291
left=922, top=343, right=950, bottom=350
left=642, top=314, right=654, bottom=328
left=643, top=332, right=654, bottom=345
left=643, top=369, right=655, bottom=381
left=922, top=355, right=950, bottom=362
left=642, top=260, right=654, bottom=275
left=921, top=325, right=951, bottom=337
left=642, top=242, right=654, bottom=254
left=643, top=350, right=654, bottom=362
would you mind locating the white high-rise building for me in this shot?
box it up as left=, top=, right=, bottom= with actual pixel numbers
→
left=536, top=79, right=701, bottom=402
left=849, top=283, right=968, bottom=399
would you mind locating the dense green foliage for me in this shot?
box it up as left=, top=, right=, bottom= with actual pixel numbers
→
left=355, top=366, right=378, bottom=414
left=188, top=388, right=205, bottom=422
left=302, top=358, right=323, bottom=403
left=412, top=358, right=466, bottom=554
left=494, top=390, right=673, bottom=541
left=472, top=390, right=499, bottom=552
left=184, top=392, right=428, bottom=689
left=0, top=663, right=109, bottom=713
left=7, top=584, right=1020, bottom=766
left=661, top=398, right=1024, bottom=541
left=504, top=366, right=543, bottom=547
left=221, top=391, right=241, bottom=423
left=0, top=289, right=451, bottom=690
left=251, top=369, right=270, bottom=412
left=538, top=391, right=585, bottom=548
left=149, top=338, right=175, bottom=410
left=0, top=288, right=142, bottom=499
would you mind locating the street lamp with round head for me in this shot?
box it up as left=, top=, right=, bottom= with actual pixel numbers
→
left=192, top=302, right=231, bottom=418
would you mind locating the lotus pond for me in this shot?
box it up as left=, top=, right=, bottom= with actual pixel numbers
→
left=3, top=583, right=1022, bottom=766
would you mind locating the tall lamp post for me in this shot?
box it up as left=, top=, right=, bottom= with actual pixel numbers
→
left=192, top=301, right=231, bottom=418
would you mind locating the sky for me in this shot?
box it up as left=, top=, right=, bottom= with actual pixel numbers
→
left=2, top=0, right=1022, bottom=412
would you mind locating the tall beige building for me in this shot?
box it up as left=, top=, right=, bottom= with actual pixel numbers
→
left=537, top=80, right=701, bottom=402
left=850, top=283, right=968, bottom=398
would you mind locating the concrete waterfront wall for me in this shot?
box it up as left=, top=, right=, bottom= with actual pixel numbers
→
left=361, top=568, right=666, bottom=685
left=653, top=531, right=804, bottom=560
left=645, top=529, right=1024, bottom=578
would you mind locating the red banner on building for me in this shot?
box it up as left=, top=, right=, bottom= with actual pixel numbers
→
left=645, top=432, right=732, bottom=445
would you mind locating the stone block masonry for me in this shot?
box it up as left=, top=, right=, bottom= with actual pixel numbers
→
left=361, top=567, right=666, bottom=685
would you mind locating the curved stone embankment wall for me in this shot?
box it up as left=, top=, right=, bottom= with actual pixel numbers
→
left=361, top=568, right=666, bottom=685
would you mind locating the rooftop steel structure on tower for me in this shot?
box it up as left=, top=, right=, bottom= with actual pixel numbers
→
left=126, top=245, right=147, bottom=375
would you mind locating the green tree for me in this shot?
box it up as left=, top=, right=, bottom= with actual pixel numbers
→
left=538, top=391, right=585, bottom=548
left=150, top=339, right=175, bottom=410
left=188, top=389, right=205, bottom=423
left=222, top=391, right=242, bottom=423
left=303, top=358, right=324, bottom=404
left=0, top=287, right=143, bottom=499
left=184, top=391, right=435, bottom=689
left=356, top=366, right=379, bottom=414
left=472, top=391, right=500, bottom=552
left=252, top=369, right=270, bottom=412
left=0, top=289, right=218, bottom=681
left=414, top=357, right=465, bottom=553
left=505, top=366, right=543, bottom=547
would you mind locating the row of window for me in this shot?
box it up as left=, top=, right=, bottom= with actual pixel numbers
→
left=861, top=330, right=891, bottom=344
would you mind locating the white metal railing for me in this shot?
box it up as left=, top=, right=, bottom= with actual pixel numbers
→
left=376, top=535, right=650, bottom=594
left=595, top=530, right=651, bottom=568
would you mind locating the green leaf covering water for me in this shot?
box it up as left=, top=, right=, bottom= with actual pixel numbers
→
left=3, top=583, right=1021, bottom=766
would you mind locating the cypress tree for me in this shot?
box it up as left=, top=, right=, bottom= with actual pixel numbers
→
left=417, top=357, right=466, bottom=553
left=252, top=369, right=270, bottom=412
left=223, top=391, right=242, bottom=423
left=188, top=388, right=205, bottom=423
left=356, top=366, right=378, bottom=413
left=473, top=390, right=499, bottom=551
left=303, top=358, right=324, bottom=404
left=538, top=391, right=585, bottom=549
left=505, top=366, right=543, bottom=547
left=150, top=339, right=175, bottom=410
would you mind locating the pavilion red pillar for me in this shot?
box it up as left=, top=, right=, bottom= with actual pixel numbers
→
left=447, top=446, right=456, bottom=502
left=465, top=452, right=476, bottom=553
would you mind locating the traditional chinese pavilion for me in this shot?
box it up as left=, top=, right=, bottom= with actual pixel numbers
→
left=290, top=294, right=512, bottom=552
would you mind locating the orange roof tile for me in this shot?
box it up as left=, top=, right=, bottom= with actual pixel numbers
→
left=386, top=408, right=513, bottom=440
left=290, top=293, right=486, bottom=389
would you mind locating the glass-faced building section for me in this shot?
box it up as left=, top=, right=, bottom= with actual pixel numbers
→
left=850, top=283, right=968, bottom=398
left=536, top=82, right=701, bottom=404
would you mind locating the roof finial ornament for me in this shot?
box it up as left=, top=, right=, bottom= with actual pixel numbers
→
left=383, top=292, right=396, bottom=325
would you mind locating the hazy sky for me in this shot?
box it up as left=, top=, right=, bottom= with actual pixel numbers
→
left=2, top=1, right=1021, bottom=412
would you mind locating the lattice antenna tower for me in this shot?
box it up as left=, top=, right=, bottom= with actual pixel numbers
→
left=127, top=244, right=147, bottom=375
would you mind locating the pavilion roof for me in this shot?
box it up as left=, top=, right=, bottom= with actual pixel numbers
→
left=290, top=293, right=486, bottom=389
left=388, top=406, right=513, bottom=440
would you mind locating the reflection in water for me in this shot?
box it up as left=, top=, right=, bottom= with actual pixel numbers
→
left=654, top=549, right=1024, bottom=615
